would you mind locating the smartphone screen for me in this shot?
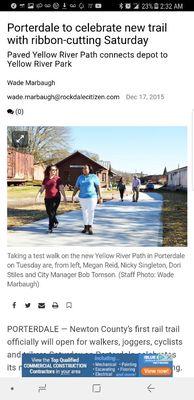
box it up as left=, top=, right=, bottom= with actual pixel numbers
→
left=0, top=1, right=194, bottom=398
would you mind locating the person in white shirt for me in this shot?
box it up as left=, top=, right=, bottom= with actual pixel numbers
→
left=132, top=176, right=141, bottom=202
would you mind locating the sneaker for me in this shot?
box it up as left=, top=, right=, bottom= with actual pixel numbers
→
left=53, top=223, right=58, bottom=228
left=88, top=225, right=93, bottom=235
left=47, top=229, right=53, bottom=234
left=81, top=225, right=88, bottom=233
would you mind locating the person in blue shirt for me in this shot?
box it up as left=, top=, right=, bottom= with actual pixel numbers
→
left=72, top=165, right=103, bottom=235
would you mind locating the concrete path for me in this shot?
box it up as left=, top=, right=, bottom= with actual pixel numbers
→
left=7, top=192, right=163, bottom=247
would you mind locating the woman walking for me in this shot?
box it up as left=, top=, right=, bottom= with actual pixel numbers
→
left=72, top=165, right=103, bottom=235
left=36, top=165, right=67, bottom=233
left=117, top=177, right=126, bottom=201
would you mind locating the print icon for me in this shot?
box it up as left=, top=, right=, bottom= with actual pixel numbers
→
left=52, top=302, right=59, bottom=309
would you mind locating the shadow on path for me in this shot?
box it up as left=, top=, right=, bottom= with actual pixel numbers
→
left=8, top=193, right=163, bottom=247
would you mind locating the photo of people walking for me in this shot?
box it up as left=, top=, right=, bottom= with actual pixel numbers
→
left=7, top=126, right=187, bottom=247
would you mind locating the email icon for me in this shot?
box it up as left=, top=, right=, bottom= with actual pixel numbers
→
left=38, top=303, right=45, bottom=309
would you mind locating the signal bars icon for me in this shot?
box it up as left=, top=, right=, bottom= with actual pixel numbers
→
left=133, top=2, right=140, bottom=10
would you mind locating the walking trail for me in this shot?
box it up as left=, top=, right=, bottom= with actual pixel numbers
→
left=7, top=192, right=163, bottom=247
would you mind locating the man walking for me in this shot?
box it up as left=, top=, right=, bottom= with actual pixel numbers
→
left=132, top=175, right=141, bottom=202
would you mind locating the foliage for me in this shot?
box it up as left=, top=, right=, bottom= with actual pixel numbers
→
left=78, top=149, right=100, bottom=162
left=7, top=126, right=71, bottom=164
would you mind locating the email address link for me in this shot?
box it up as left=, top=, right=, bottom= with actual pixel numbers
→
left=7, top=93, right=120, bottom=101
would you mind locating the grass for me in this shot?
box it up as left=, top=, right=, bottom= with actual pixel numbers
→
left=8, top=185, right=40, bottom=199
left=7, top=186, right=118, bottom=201
left=8, top=202, right=80, bottom=229
left=7, top=185, right=116, bottom=229
left=158, top=190, right=187, bottom=247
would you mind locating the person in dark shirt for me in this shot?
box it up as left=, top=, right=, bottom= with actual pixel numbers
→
left=36, top=165, right=67, bottom=233
left=117, top=177, right=126, bottom=201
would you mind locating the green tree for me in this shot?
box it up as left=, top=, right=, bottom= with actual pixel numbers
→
left=163, top=166, right=168, bottom=175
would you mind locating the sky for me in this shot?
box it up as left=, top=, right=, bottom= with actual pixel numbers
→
left=69, top=126, right=187, bottom=175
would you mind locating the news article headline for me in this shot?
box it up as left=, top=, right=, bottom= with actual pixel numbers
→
left=7, top=22, right=168, bottom=48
